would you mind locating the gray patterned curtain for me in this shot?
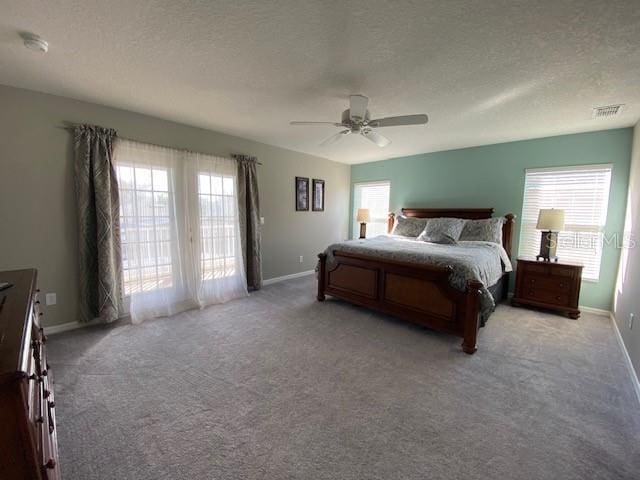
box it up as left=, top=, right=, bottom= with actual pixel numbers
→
left=73, top=125, right=123, bottom=322
left=233, top=154, right=262, bottom=289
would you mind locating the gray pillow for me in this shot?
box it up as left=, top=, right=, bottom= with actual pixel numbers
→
left=459, top=217, right=504, bottom=244
left=391, top=215, right=428, bottom=237
left=417, top=217, right=465, bottom=244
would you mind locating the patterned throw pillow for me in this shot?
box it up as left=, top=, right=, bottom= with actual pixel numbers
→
left=391, top=216, right=428, bottom=237
left=417, top=217, right=465, bottom=244
left=459, top=217, right=504, bottom=244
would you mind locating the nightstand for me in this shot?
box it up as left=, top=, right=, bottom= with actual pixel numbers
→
left=511, top=257, right=583, bottom=319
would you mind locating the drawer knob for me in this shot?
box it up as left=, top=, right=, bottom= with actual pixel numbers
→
left=44, top=459, right=56, bottom=469
left=43, top=389, right=50, bottom=398
left=556, top=296, right=561, bottom=301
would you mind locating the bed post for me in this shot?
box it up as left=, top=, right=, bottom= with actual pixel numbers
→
left=462, top=280, right=483, bottom=354
left=502, top=213, right=515, bottom=259
left=387, top=212, right=395, bottom=233
left=317, top=253, right=327, bottom=301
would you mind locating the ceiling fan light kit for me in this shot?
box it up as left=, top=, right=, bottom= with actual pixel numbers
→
left=290, top=95, right=428, bottom=148
left=21, top=32, right=49, bottom=53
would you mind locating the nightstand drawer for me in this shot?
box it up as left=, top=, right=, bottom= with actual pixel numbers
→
left=521, top=288, right=569, bottom=306
left=550, top=266, right=577, bottom=278
left=522, top=274, right=572, bottom=293
left=520, top=263, right=550, bottom=276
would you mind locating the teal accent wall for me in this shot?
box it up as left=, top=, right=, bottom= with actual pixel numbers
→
left=350, top=128, right=633, bottom=310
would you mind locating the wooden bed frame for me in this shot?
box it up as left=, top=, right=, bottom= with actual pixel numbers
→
left=317, top=208, right=515, bottom=354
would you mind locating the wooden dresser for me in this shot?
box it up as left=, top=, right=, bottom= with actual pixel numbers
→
left=0, top=269, right=61, bottom=479
left=512, top=257, right=583, bottom=319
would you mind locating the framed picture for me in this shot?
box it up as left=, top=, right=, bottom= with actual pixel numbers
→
left=312, top=179, right=325, bottom=212
left=295, top=176, right=309, bottom=211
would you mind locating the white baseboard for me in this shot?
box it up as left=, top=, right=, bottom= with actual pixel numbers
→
left=44, top=273, right=315, bottom=333
left=263, top=270, right=315, bottom=286
left=579, top=305, right=611, bottom=317
left=44, top=321, right=85, bottom=335
left=610, top=312, right=640, bottom=405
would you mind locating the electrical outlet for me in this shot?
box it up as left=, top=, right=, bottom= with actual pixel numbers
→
left=299, top=255, right=304, bottom=263
left=629, top=313, right=635, bottom=330
left=45, top=293, right=57, bottom=306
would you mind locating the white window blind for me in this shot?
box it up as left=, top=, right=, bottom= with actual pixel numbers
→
left=353, top=181, right=391, bottom=238
left=519, top=164, right=612, bottom=281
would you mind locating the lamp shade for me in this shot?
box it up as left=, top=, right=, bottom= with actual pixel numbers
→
left=356, top=208, right=371, bottom=223
left=536, top=209, right=565, bottom=231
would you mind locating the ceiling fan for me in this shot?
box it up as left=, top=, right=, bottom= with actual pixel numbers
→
left=290, top=95, right=428, bottom=147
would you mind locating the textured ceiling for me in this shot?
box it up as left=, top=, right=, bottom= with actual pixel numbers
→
left=1, top=0, right=639, bottom=164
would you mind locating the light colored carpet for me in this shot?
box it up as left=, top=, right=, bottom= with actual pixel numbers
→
left=48, top=275, right=640, bottom=480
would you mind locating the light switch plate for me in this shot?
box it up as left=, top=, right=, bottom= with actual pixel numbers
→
left=260, top=217, right=265, bottom=225
left=45, top=293, right=57, bottom=306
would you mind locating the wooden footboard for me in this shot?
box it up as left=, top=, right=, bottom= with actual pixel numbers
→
left=317, top=251, right=483, bottom=354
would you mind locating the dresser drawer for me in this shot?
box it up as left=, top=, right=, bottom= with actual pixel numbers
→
left=521, top=287, right=570, bottom=307
left=522, top=274, right=572, bottom=293
left=39, top=366, right=60, bottom=478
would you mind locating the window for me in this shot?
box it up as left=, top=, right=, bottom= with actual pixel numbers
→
left=198, top=172, right=238, bottom=280
left=353, top=181, right=391, bottom=238
left=519, top=165, right=612, bottom=281
left=114, top=139, right=247, bottom=323
left=117, top=164, right=174, bottom=295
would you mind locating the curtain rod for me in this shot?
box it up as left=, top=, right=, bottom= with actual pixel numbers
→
left=56, top=124, right=262, bottom=165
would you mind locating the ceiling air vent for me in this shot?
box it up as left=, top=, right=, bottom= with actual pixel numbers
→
left=592, top=104, right=624, bottom=119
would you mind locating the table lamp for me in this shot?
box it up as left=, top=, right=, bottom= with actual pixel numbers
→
left=536, top=208, right=565, bottom=262
left=357, top=208, right=371, bottom=239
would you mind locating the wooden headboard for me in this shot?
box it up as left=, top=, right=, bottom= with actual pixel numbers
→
left=387, top=208, right=516, bottom=259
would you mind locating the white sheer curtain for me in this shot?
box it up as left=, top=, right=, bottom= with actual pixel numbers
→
left=114, top=139, right=247, bottom=323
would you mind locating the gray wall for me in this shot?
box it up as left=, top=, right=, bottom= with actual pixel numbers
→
left=0, top=85, right=350, bottom=327
left=614, top=121, right=640, bottom=380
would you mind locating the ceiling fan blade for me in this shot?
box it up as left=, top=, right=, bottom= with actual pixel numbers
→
left=290, top=121, right=343, bottom=126
left=320, top=129, right=351, bottom=146
left=349, top=95, right=369, bottom=121
left=361, top=129, right=391, bottom=147
left=368, top=114, right=428, bottom=128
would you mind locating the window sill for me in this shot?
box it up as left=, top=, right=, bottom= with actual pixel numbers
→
left=582, top=277, right=599, bottom=284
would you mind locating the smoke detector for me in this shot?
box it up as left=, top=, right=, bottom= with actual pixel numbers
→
left=592, top=104, right=624, bottom=119
left=21, top=33, right=49, bottom=53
